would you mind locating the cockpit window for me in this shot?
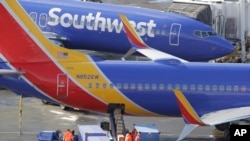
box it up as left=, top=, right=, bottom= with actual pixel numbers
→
left=194, top=30, right=201, bottom=37
left=207, top=31, right=217, bottom=36
left=201, top=31, right=208, bottom=38
left=193, top=30, right=217, bottom=38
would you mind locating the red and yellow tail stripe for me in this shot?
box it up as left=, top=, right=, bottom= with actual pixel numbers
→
left=3, top=0, right=158, bottom=116
left=120, top=14, right=148, bottom=49
left=173, top=89, right=205, bottom=125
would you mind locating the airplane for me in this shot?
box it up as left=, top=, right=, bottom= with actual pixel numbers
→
left=0, top=0, right=249, bottom=140
left=16, top=0, right=234, bottom=62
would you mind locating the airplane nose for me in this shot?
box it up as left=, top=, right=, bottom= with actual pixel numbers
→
left=212, top=38, right=235, bottom=58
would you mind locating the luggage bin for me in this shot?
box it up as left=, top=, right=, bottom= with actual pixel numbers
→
left=132, top=124, right=160, bottom=141
left=37, top=130, right=61, bottom=141
left=78, top=125, right=111, bottom=141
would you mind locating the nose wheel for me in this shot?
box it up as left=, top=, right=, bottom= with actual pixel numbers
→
left=60, top=104, right=70, bottom=110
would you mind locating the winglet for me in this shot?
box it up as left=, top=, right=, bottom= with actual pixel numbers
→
left=119, top=14, right=148, bottom=49
left=173, top=89, right=205, bottom=140
left=173, top=89, right=204, bottom=125
left=119, top=14, right=188, bottom=62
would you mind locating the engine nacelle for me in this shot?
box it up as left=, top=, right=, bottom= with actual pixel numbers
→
left=43, top=32, right=67, bottom=47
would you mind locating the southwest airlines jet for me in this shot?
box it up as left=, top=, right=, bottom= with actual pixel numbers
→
left=17, top=0, right=234, bottom=61
left=0, top=0, right=248, bottom=141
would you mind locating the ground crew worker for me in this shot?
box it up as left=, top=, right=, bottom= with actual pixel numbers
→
left=134, top=132, right=140, bottom=141
left=63, top=129, right=73, bottom=141
left=125, top=132, right=132, bottom=141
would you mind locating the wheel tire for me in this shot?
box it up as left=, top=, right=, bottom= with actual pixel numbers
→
left=223, top=128, right=230, bottom=141
left=60, top=104, right=69, bottom=110
left=41, top=100, right=49, bottom=104
left=215, top=123, right=230, bottom=131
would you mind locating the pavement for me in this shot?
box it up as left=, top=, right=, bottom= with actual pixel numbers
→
left=0, top=90, right=224, bottom=141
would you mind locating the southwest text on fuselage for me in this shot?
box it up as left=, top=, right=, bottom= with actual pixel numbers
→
left=47, top=8, right=157, bottom=37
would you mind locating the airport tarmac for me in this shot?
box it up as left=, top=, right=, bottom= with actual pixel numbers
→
left=0, top=90, right=224, bottom=141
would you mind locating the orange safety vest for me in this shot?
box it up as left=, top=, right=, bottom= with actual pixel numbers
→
left=63, top=131, right=73, bottom=141
left=125, top=133, right=132, bottom=141
left=134, top=133, right=140, bottom=141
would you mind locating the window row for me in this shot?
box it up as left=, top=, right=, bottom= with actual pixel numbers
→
left=87, top=82, right=248, bottom=92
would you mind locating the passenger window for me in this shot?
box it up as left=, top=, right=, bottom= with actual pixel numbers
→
left=41, top=14, right=46, bottom=20
left=226, top=85, right=232, bottom=91
left=159, top=84, right=164, bottom=90
left=190, top=85, right=195, bottom=91
left=219, top=85, right=224, bottom=91
left=182, top=84, right=188, bottom=91
left=29, top=12, right=37, bottom=22
left=138, top=84, right=143, bottom=91
left=117, top=83, right=121, bottom=89
left=152, top=84, right=157, bottom=90
left=205, top=85, right=210, bottom=91
left=103, top=83, right=106, bottom=89
left=96, top=83, right=99, bottom=88
left=241, top=86, right=247, bottom=92
left=155, top=29, right=160, bottom=35
left=39, top=13, right=47, bottom=27
left=124, top=83, right=128, bottom=90
left=88, top=83, right=92, bottom=88
left=167, top=84, right=172, bottom=90
left=161, top=30, right=166, bottom=36
left=234, top=86, right=239, bottom=92
left=212, top=85, right=217, bottom=91
left=175, top=84, right=180, bottom=89
left=145, top=84, right=150, bottom=90
left=131, top=83, right=136, bottom=90
left=198, top=85, right=203, bottom=91
left=110, top=83, right=114, bottom=89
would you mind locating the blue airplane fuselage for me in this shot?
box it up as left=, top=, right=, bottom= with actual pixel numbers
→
left=1, top=58, right=250, bottom=117
left=19, top=0, right=233, bottom=61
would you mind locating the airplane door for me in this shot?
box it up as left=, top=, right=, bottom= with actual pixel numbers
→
left=169, top=23, right=181, bottom=46
left=57, top=74, right=68, bottom=98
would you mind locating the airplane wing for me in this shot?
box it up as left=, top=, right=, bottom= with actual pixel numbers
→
left=201, top=106, right=250, bottom=126
left=148, top=0, right=173, bottom=3
left=173, top=89, right=250, bottom=141
left=119, top=14, right=188, bottom=63
left=0, top=69, right=23, bottom=75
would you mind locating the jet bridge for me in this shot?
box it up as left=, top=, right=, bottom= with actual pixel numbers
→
left=165, top=2, right=212, bottom=26
left=165, top=0, right=250, bottom=62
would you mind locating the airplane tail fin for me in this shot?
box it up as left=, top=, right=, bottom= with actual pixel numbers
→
left=173, top=89, right=206, bottom=141
left=0, top=0, right=85, bottom=64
